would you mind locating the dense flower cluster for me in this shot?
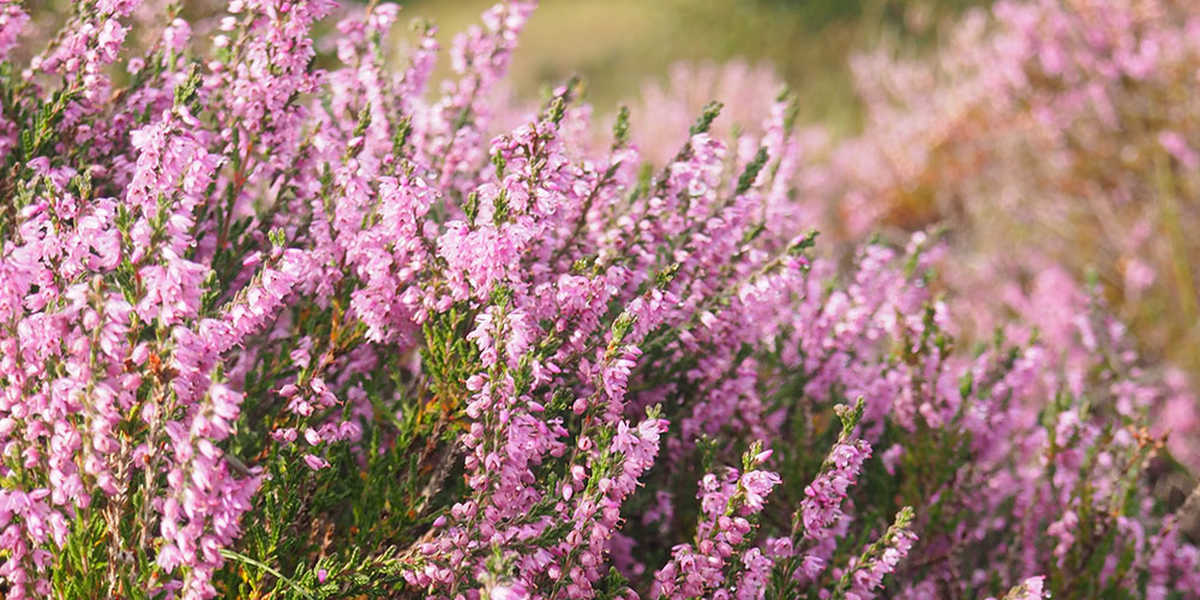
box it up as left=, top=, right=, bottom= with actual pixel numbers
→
left=812, top=0, right=1200, bottom=405
left=0, top=1, right=1196, bottom=599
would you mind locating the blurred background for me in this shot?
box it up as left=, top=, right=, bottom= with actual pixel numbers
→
left=404, top=0, right=984, bottom=135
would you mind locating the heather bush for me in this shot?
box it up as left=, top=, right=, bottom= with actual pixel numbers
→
left=810, top=0, right=1200, bottom=384
left=0, top=2, right=1196, bottom=600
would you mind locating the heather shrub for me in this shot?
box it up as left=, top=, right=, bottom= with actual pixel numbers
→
left=0, top=2, right=1196, bottom=600
left=808, top=0, right=1200, bottom=384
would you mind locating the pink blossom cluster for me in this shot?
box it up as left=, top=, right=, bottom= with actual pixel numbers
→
left=0, top=1, right=1197, bottom=600
left=801, top=0, right=1200, bottom=431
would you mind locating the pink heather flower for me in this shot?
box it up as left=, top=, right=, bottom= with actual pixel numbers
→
left=96, top=0, right=138, bottom=14
left=1159, top=130, right=1199, bottom=170
left=303, top=454, right=331, bottom=471
left=491, top=582, right=531, bottom=600
left=1047, top=510, right=1079, bottom=563
left=652, top=447, right=782, bottom=599
left=801, top=439, right=871, bottom=541
left=0, top=2, right=29, bottom=59
left=1013, top=576, right=1048, bottom=599
left=95, top=19, right=126, bottom=64
left=1123, top=258, right=1156, bottom=295
left=845, top=526, right=917, bottom=599
left=163, top=18, right=190, bottom=53
left=881, top=444, right=904, bottom=475
left=740, top=470, right=782, bottom=513
left=0, top=1, right=1196, bottom=599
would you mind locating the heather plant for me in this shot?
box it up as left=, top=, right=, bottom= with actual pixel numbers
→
left=0, top=1, right=1197, bottom=600
left=810, top=0, right=1200, bottom=385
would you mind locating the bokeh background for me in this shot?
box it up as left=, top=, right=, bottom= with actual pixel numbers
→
left=405, top=0, right=983, bottom=134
